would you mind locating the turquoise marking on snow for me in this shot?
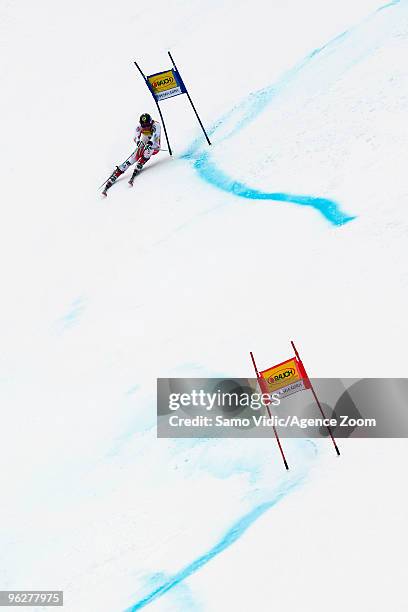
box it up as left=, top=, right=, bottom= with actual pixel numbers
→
left=376, top=0, right=401, bottom=12
left=182, top=90, right=355, bottom=225
left=191, top=151, right=355, bottom=226
left=130, top=572, right=202, bottom=612
left=180, top=8, right=371, bottom=225
left=125, top=476, right=303, bottom=611
left=182, top=81, right=355, bottom=225
left=125, top=2, right=405, bottom=608
left=55, top=296, right=86, bottom=332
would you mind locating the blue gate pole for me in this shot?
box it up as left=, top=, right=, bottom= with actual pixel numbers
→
left=168, top=51, right=211, bottom=146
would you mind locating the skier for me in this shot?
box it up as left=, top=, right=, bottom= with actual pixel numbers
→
left=102, top=113, right=161, bottom=195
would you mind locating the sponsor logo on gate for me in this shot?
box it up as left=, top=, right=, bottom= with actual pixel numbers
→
left=267, top=367, right=296, bottom=385
left=148, top=71, right=177, bottom=93
left=260, top=358, right=303, bottom=392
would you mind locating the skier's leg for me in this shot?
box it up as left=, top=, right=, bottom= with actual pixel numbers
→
left=136, top=144, right=156, bottom=170
left=103, top=151, right=139, bottom=194
left=129, top=139, right=159, bottom=186
left=128, top=143, right=152, bottom=184
left=152, top=137, right=161, bottom=156
left=119, top=150, right=138, bottom=172
left=102, top=166, right=123, bottom=195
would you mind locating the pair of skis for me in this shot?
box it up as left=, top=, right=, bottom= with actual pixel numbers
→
left=99, top=141, right=147, bottom=196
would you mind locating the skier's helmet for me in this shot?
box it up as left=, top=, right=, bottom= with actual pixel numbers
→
left=140, top=113, right=153, bottom=128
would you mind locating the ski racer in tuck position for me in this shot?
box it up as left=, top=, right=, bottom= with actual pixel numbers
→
left=102, top=113, right=161, bottom=196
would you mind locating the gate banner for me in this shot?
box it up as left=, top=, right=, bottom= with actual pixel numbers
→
left=146, top=68, right=187, bottom=101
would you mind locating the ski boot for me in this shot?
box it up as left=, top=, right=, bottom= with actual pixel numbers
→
left=128, top=161, right=145, bottom=187
left=102, top=166, right=124, bottom=196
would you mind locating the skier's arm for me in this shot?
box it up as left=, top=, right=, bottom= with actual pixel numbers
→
left=134, top=125, right=142, bottom=143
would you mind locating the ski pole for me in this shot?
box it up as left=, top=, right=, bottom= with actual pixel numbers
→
left=98, top=148, right=137, bottom=189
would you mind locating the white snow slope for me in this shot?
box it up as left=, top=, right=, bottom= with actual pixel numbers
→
left=1, top=0, right=408, bottom=611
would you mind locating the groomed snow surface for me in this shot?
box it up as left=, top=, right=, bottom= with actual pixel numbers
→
left=1, top=0, right=408, bottom=610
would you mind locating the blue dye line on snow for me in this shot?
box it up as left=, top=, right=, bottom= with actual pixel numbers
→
left=180, top=1, right=400, bottom=225
left=125, top=2, right=404, bottom=608
left=182, top=86, right=355, bottom=225
left=191, top=152, right=356, bottom=226
left=376, top=0, right=401, bottom=12
left=182, top=102, right=355, bottom=226
left=125, top=476, right=303, bottom=611
left=136, top=572, right=202, bottom=612
left=55, top=296, right=85, bottom=332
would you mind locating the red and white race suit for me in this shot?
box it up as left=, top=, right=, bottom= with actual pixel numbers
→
left=117, top=120, right=161, bottom=172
